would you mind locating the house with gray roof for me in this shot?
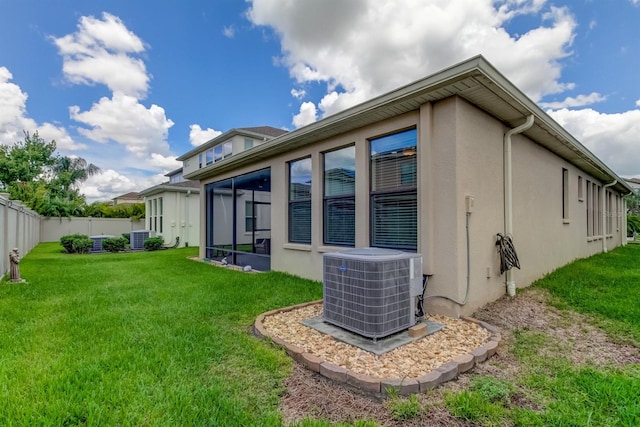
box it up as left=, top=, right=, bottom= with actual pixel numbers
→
left=178, top=56, right=631, bottom=317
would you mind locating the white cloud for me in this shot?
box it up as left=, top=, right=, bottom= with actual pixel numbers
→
left=149, top=153, right=180, bottom=170
left=248, top=0, right=577, bottom=123
left=0, top=66, right=83, bottom=149
left=549, top=107, right=640, bottom=177
left=80, top=169, right=165, bottom=203
left=292, top=101, right=317, bottom=128
left=51, top=12, right=149, bottom=98
left=189, top=124, right=222, bottom=146
left=223, top=25, right=235, bottom=38
left=636, top=99, right=640, bottom=107
left=539, top=92, right=606, bottom=109
left=70, top=92, right=174, bottom=156
left=291, top=88, right=306, bottom=100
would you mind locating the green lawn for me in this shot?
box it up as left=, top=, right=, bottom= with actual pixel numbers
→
left=444, top=246, right=640, bottom=427
left=0, top=243, right=321, bottom=426
left=1, top=242, right=639, bottom=426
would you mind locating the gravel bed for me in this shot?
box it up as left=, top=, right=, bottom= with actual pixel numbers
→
left=262, top=303, right=492, bottom=379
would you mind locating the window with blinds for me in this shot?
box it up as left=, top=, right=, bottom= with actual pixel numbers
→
left=370, top=128, right=417, bottom=250
left=324, top=146, right=355, bottom=246
left=288, top=157, right=312, bottom=244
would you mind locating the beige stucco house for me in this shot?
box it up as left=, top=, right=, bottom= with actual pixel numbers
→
left=139, top=168, right=199, bottom=247
left=179, top=56, right=632, bottom=317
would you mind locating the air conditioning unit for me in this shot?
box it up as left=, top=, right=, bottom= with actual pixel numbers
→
left=89, top=235, right=115, bottom=252
left=323, top=248, right=423, bottom=340
left=130, top=230, right=155, bottom=250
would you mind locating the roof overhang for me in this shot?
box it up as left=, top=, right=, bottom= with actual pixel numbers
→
left=183, top=55, right=632, bottom=194
left=139, top=183, right=200, bottom=198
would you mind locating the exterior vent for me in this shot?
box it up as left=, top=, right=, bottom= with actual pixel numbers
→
left=323, top=248, right=423, bottom=340
left=89, top=235, right=115, bottom=252
left=130, top=230, right=154, bottom=250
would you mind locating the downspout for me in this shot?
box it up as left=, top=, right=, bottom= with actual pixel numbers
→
left=185, top=190, right=191, bottom=247
left=602, top=180, right=616, bottom=252
left=504, top=115, right=535, bottom=297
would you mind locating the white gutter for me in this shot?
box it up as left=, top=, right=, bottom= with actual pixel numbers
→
left=504, top=115, right=535, bottom=296
left=602, top=180, right=617, bottom=252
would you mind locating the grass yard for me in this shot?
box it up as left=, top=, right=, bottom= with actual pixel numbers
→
left=1, top=242, right=639, bottom=426
left=0, top=243, right=321, bottom=426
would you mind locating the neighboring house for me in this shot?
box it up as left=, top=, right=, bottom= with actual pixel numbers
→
left=178, top=126, right=288, bottom=174
left=180, top=56, right=632, bottom=317
left=139, top=168, right=199, bottom=247
left=111, top=192, right=144, bottom=205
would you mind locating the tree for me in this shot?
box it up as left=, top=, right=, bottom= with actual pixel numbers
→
left=0, top=131, right=56, bottom=189
left=0, top=131, right=100, bottom=217
left=50, top=156, right=101, bottom=199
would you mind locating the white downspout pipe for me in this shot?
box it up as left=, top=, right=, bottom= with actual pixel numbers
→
left=185, top=190, right=191, bottom=247
left=504, top=115, right=535, bottom=296
left=602, top=180, right=617, bottom=252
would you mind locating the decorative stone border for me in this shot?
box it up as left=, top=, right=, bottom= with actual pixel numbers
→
left=253, top=301, right=502, bottom=395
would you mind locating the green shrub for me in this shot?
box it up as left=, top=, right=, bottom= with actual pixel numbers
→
left=121, top=233, right=130, bottom=244
left=102, top=237, right=127, bottom=253
left=143, top=237, right=164, bottom=251
left=71, top=237, right=93, bottom=254
left=60, top=234, right=90, bottom=253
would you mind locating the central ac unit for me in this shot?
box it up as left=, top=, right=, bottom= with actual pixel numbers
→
left=130, top=230, right=155, bottom=250
left=323, top=248, right=423, bottom=340
left=89, top=235, right=115, bottom=252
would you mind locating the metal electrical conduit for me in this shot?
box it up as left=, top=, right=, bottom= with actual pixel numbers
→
left=417, top=201, right=472, bottom=315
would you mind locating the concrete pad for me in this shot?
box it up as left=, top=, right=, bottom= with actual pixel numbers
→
left=301, top=316, right=444, bottom=355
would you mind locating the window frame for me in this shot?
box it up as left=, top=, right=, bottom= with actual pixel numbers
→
left=369, top=128, right=418, bottom=251
left=288, top=157, right=312, bottom=244
left=323, top=145, right=356, bottom=247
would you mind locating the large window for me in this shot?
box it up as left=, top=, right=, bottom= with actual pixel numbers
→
left=288, top=157, right=312, bottom=244
left=370, top=128, right=417, bottom=250
left=324, top=146, right=355, bottom=246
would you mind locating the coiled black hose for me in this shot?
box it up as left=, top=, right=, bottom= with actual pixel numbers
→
left=496, top=233, right=520, bottom=274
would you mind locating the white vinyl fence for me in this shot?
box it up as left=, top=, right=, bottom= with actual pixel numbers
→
left=1, top=193, right=40, bottom=278
left=40, top=217, right=145, bottom=242
left=1, top=192, right=146, bottom=278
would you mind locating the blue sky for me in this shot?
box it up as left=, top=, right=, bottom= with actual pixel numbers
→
left=1, top=0, right=639, bottom=202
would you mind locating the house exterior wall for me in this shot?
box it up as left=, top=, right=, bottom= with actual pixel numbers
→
left=145, top=190, right=199, bottom=247
left=197, top=96, right=627, bottom=316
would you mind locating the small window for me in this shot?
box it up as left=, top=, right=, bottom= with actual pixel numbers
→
left=562, top=168, right=569, bottom=221
left=244, top=138, right=254, bottom=151
left=198, top=154, right=203, bottom=168
left=288, top=157, right=312, bottom=244
left=578, top=176, right=583, bottom=201
left=586, top=180, right=592, bottom=237
left=214, top=145, right=223, bottom=162
left=206, top=149, right=213, bottom=165
left=223, top=141, right=232, bottom=159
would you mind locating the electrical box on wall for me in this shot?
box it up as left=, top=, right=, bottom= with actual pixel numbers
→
left=465, top=195, right=475, bottom=213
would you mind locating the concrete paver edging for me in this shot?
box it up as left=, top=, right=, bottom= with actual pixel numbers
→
left=253, top=300, right=501, bottom=395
